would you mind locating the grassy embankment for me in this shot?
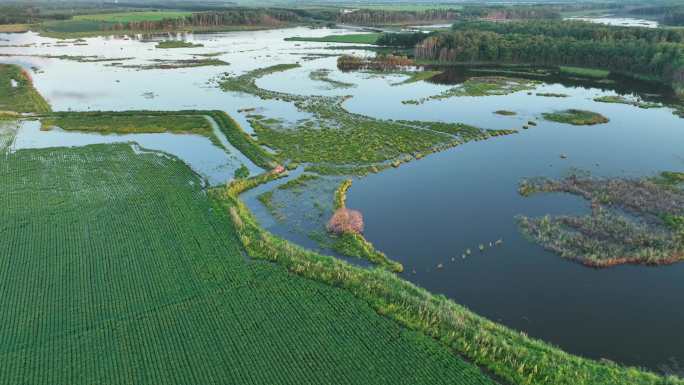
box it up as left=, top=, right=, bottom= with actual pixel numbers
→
left=215, top=167, right=683, bottom=385
left=0, top=143, right=497, bottom=384
left=0, top=64, right=51, bottom=114
left=155, top=40, right=204, bottom=49
left=560, top=66, right=611, bottom=79
left=40, top=111, right=212, bottom=135
left=285, top=33, right=381, bottom=45
left=542, top=109, right=609, bottom=125
left=221, top=64, right=515, bottom=171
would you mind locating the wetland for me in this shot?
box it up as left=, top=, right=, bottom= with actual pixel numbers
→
left=2, top=16, right=684, bottom=385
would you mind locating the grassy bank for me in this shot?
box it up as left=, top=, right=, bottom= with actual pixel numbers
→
left=560, top=66, right=611, bottom=79
left=215, top=171, right=682, bottom=385
left=41, top=111, right=213, bottom=136
left=286, top=33, right=381, bottom=45
left=0, top=64, right=51, bottom=113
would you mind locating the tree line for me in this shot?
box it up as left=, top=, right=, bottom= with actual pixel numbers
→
left=451, top=20, right=684, bottom=44
left=105, top=9, right=301, bottom=31
left=414, top=30, right=684, bottom=93
left=336, top=9, right=460, bottom=26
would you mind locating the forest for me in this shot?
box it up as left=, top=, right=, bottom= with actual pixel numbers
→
left=336, top=9, right=460, bottom=26
left=451, top=20, right=684, bottom=43
left=414, top=22, right=684, bottom=95
left=104, top=9, right=302, bottom=31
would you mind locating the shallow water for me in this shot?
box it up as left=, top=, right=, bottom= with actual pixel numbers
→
left=11, top=120, right=258, bottom=185
left=2, top=26, right=683, bottom=371
left=564, top=16, right=659, bottom=28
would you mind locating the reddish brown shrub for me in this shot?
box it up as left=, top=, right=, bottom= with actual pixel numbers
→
left=327, top=208, right=364, bottom=235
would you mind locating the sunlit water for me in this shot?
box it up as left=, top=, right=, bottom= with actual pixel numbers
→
left=564, top=16, right=659, bottom=28
left=1, top=26, right=683, bottom=371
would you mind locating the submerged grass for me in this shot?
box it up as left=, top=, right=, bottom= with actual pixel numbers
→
left=542, top=109, right=609, bottom=125
left=391, top=70, right=443, bottom=86
left=402, top=76, right=540, bottom=105
left=0, top=64, right=51, bottom=113
left=594, top=95, right=662, bottom=109
left=309, top=68, right=355, bottom=89
left=155, top=40, right=204, bottom=49
left=286, top=33, right=381, bottom=45
left=222, top=64, right=515, bottom=167
left=215, top=170, right=683, bottom=385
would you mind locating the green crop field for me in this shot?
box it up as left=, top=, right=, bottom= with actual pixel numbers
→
left=0, top=142, right=494, bottom=385
left=0, top=64, right=51, bottom=113
left=74, top=11, right=192, bottom=23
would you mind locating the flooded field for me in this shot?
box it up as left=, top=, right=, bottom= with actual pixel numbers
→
left=2, top=25, right=683, bottom=372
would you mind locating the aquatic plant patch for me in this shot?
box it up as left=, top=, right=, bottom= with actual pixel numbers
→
left=309, top=68, right=355, bottom=89
left=221, top=64, right=515, bottom=166
left=118, top=58, right=228, bottom=70
left=542, top=109, right=609, bottom=125
left=286, top=33, right=381, bottom=45
left=594, top=95, right=662, bottom=109
left=155, top=40, right=204, bottom=49
left=402, top=76, right=540, bottom=105
left=518, top=173, right=684, bottom=267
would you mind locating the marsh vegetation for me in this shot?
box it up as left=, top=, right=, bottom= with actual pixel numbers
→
left=518, top=172, right=684, bottom=267
left=542, top=109, right=609, bottom=125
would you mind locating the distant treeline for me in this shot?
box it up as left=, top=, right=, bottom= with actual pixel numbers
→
left=412, top=22, right=684, bottom=95
left=106, top=9, right=301, bottom=31
left=335, top=6, right=562, bottom=27
left=0, top=5, right=70, bottom=24
left=336, top=9, right=459, bottom=26
left=629, top=5, right=684, bottom=26
left=451, top=20, right=684, bottom=43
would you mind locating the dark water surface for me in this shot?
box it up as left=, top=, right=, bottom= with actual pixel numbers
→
left=347, top=105, right=684, bottom=370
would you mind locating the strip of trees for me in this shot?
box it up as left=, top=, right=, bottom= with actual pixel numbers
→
left=451, top=20, right=684, bottom=43
left=106, top=9, right=301, bottom=32
left=337, top=9, right=459, bottom=26
left=414, top=28, right=684, bottom=94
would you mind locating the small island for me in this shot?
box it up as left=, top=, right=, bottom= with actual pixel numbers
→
left=542, top=109, right=609, bottom=125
